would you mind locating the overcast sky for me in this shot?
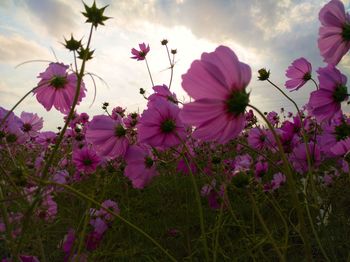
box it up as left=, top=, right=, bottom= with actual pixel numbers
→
left=1, top=0, right=350, bottom=130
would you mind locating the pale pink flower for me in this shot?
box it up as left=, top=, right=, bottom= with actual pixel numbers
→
left=131, top=43, right=150, bottom=61
left=20, top=112, right=43, bottom=138
left=285, top=57, right=312, bottom=91
left=137, top=99, right=186, bottom=148
left=72, top=147, right=101, bottom=174
left=85, top=115, right=129, bottom=158
left=180, top=46, right=251, bottom=144
left=34, top=63, right=86, bottom=114
left=318, top=0, right=350, bottom=65
left=124, top=145, right=158, bottom=189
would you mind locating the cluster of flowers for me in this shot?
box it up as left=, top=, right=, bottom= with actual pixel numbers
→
left=1, top=0, right=350, bottom=260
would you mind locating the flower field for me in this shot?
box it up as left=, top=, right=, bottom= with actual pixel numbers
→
left=1, top=0, right=350, bottom=261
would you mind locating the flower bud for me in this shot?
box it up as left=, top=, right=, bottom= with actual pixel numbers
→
left=258, top=68, right=270, bottom=81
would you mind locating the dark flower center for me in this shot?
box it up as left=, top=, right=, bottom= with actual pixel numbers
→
left=333, top=84, right=348, bottom=103
left=50, top=75, right=67, bottom=89
left=115, top=124, right=126, bottom=137
left=259, top=135, right=266, bottom=142
left=334, top=122, right=350, bottom=141
left=226, top=90, right=250, bottom=116
left=160, top=119, right=176, bottom=133
left=303, top=72, right=311, bottom=81
left=83, top=158, right=93, bottom=166
left=138, top=51, right=146, bottom=58
left=22, top=123, right=32, bottom=132
left=342, top=23, right=350, bottom=41
left=144, top=156, right=154, bottom=168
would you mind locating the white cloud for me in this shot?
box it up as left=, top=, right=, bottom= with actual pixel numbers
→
left=0, top=34, right=50, bottom=64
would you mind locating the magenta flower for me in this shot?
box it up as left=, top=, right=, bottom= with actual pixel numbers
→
left=254, top=161, right=268, bottom=180
left=308, top=65, right=348, bottom=122
left=267, top=111, right=279, bottom=126
left=79, top=112, right=89, bottom=124
left=36, top=193, right=57, bottom=221
left=124, top=145, right=158, bottom=189
left=180, top=45, right=251, bottom=144
left=20, top=112, right=43, bottom=138
left=36, top=131, right=56, bottom=147
left=131, top=43, right=150, bottom=61
left=98, top=199, right=120, bottom=221
left=290, top=142, right=321, bottom=173
left=137, top=99, right=186, bottom=148
left=62, top=228, right=76, bottom=258
left=34, top=63, right=86, bottom=114
left=264, top=173, right=286, bottom=192
left=111, top=106, right=126, bottom=119
left=330, top=137, right=350, bottom=156
left=72, top=147, right=101, bottom=174
left=148, top=84, right=178, bottom=106
left=85, top=115, right=129, bottom=158
left=285, top=58, right=312, bottom=91
left=124, top=112, right=139, bottom=128
left=248, top=128, right=268, bottom=150
left=318, top=0, right=350, bottom=65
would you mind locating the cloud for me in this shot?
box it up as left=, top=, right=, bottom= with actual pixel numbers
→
left=21, top=0, right=79, bottom=38
left=0, top=34, right=50, bottom=63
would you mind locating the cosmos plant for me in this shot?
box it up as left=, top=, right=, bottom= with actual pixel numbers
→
left=1, top=0, right=350, bottom=261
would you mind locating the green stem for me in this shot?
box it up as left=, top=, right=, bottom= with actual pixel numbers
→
left=182, top=153, right=210, bottom=261
left=0, top=185, right=18, bottom=261
left=310, top=78, right=319, bottom=90
left=213, top=198, right=225, bottom=262
left=145, top=57, right=154, bottom=87
left=39, top=179, right=177, bottom=262
left=248, top=104, right=312, bottom=259
left=16, top=25, right=95, bottom=254
left=248, top=191, right=285, bottom=261
left=165, top=44, right=174, bottom=89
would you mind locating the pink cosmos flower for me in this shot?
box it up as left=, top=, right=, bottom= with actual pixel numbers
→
left=247, top=127, right=268, bottom=150
left=86, top=231, right=103, bottom=251
left=36, top=131, right=56, bottom=147
left=53, top=170, right=69, bottom=184
left=111, top=106, right=126, bottom=119
left=124, top=112, right=139, bottom=128
left=267, top=111, right=279, bottom=126
left=318, top=0, right=350, bottom=65
left=201, top=180, right=224, bottom=210
left=180, top=45, right=251, bottom=144
left=98, top=199, right=120, bottom=221
left=0, top=107, right=25, bottom=143
left=124, top=145, right=158, bottom=189
left=62, top=228, right=76, bottom=262
left=285, top=57, right=312, bottom=91
left=308, top=65, right=348, bottom=122
left=254, top=161, right=268, bottom=180
left=264, top=173, right=286, bottom=192
left=79, top=112, right=89, bottom=124
left=72, top=147, right=101, bottom=173
left=330, top=137, right=350, bottom=155
left=85, top=115, right=129, bottom=158
left=131, top=43, right=150, bottom=61
left=20, top=256, right=40, bottom=262
left=148, top=84, right=178, bottom=106
left=137, top=99, right=186, bottom=148
left=290, top=142, right=321, bottom=173
left=36, top=193, right=57, bottom=221
left=34, top=63, right=86, bottom=114
left=20, top=112, right=43, bottom=138
left=319, top=119, right=350, bottom=156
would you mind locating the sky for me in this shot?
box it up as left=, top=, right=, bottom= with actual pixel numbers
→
left=1, top=0, right=350, bottom=130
